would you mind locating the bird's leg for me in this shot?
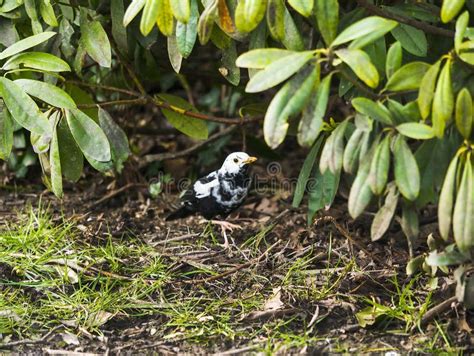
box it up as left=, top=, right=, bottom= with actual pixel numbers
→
left=209, top=220, right=242, bottom=248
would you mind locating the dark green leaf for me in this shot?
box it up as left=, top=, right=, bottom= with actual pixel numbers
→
left=82, top=20, right=111, bottom=67
left=307, top=166, right=340, bottom=223
left=315, top=0, right=339, bottom=45
left=0, top=105, right=13, bottom=160
left=292, top=136, right=324, bottom=208
left=455, top=88, right=473, bottom=139
left=111, top=0, right=128, bottom=55
left=391, top=24, right=427, bottom=57
left=57, top=117, right=84, bottom=182
left=266, top=0, right=285, bottom=41
left=432, top=60, right=454, bottom=138
left=368, top=135, right=390, bottom=195
left=66, top=109, right=111, bottom=162
left=393, top=135, right=420, bottom=201
left=176, top=0, right=199, bottom=58
left=453, top=159, right=473, bottom=252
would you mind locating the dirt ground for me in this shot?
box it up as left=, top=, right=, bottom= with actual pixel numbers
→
left=0, top=161, right=473, bottom=354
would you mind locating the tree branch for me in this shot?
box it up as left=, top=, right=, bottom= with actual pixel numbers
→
left=77, top=98, right=148, bottom=108
left=357, top=0, right=455, bottom=38
left=67, top=80, right=141, bottom=97
left=140, top=126, right=238, bottom=167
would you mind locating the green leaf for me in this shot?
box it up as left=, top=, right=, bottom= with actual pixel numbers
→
left=2, top=52, right=71, bottom=72
left=157, top=94, right=208, bottom=140
left=140, top=0, right=160, bottom=35
left=352, top=97, right=393, bottom=125
left=14, top=79, right=76, bottom=109
left=220, top=41, right=240, bottom=85
left=371, top=184, right=399, bottom=241
left=170, top=0, right=191, bottom=23
left=245, top=51, right=314, bottom=93
left=417, top=61, right=441, bottom=120
left=57, top=118, right=84, bottom=182
left=432, top=60, right=454, bottom=138
left=393, top=136, right=420, bottom=201
left=331, top=16, right=397, bottom=48
left=441, top=0, right=465, bottom=23
left=82, top=20, right=112, bottom=67
left=0, top=31, right=56, bottom=60
left=385, top=41, right=402, bottom=79
left=438, top=155, right=459, bottom=241
left=281, top=7, right=305, bottom=51
left=0, top=77, right=52, bottom=136
left=319, top=120, right=348, bottom=174
left=40, top=1, right=58, bottom=27
left=111, top=0, right=128, bottom=55
left=453, top=159, right=473, bottom=252
left=335, top=48, right=379, bottom=88
left=198, top=0, right=218, bottom=45
left=235, top=0, right=267, bottom=33
left=292, top=136, right=324, bottom=208
left=266, top=0, right=285, bottom=41
left=315, top=0, right=339, bottom=45
left=297, top=73, right=331, bottom=147
left=396, top=122, right=435, bottom=140
left=348, top=155, right=373, bottom=219
left=98, top=108, right=131, bottom=173
left=156, top=0, right=174, bottom=37
left=455, top=11, right=469, bottom=52
left=391, top=24, right=427, bottom=57
left=457, top=40, right=474, bottom=65
left=66, top=109, right=111, bottom=162
left=368, top=135, right=390, bottom=195
left=288, top=0, right=313, bottom=17
left=426, top=248, right=471, bottom=266
left=263, top=81, right=292, bottom=149
left=176, top=0, right=198, bottom=58
left=307, top=166, right=340, bottom=223
left=123, top=0, right=146, bottom=27
left=236, top=48, right=293, bottom=69
left=50, top=119, right=63, bottom=198
left=0, top=106, right=13, bottom=160
left=343, top=128, right=365, bottom=174
left=385, top=62, right=430, bottom=92
left=64, top=83, right=99, bottom=122
left=455, top=88, right=473, bottom=139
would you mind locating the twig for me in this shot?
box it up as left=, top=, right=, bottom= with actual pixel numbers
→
left=78, top=98, right=148, bottom=109
left=421, top=296, right=458, bottom=326
left=214, top=344, right=261, bottom=355
left=140, top=126, right=238, bottom=167
left=0, top=325, right=63, bottom=348
left=357, top=0, right=454, bottom=38
left=66, top=80, right=141, bottom=97
left=152, top=233, right=200, bottom=246
left=89, top=183, right=144, bottom=209
left=183, top=240, right=280, bottom=285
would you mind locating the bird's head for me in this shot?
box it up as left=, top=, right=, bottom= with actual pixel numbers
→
left=220, top=152, right=257, bottom=175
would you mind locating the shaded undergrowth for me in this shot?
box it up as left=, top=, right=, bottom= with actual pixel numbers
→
left=0, top=205, right=461, bottom=353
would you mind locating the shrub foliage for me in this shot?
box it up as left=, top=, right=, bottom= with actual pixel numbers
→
left=0, top=0, right=473, bottom=305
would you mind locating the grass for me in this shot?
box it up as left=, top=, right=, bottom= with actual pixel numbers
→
left=0, top=204, right=464, bottom=353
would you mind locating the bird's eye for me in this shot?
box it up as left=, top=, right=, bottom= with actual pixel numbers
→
left=233, top=158, right=239, bottom=163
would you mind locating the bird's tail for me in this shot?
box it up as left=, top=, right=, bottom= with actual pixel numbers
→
left=165, top=206, right=194, bottom=221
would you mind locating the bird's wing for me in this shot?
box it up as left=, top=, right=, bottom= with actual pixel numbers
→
left=192, top=171, right=219, bottom=199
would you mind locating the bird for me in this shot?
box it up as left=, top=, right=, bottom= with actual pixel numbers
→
left=166, top=152, right=257, bottom=247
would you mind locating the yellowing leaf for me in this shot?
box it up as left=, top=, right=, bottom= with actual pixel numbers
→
left=385, top=62, right=430, bottom=92
left=441, top=0, right=465, bottom=23
left=417, top=61, right=441, bottom=120
left=235, top=0, right=267, bottom=33
left=335, top=48, right=379, bottom=88
left=432, top=60, right=453, bottom=138
left=288, top=0, right=313, bottom=17
left=455, top=88, right=473, bottom=139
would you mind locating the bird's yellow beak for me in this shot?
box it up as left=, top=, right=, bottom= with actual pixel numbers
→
left=243, top=156, right=257, bottom=165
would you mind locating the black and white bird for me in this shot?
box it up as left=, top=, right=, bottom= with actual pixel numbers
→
left=166, top=152, right=257, bottom=246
